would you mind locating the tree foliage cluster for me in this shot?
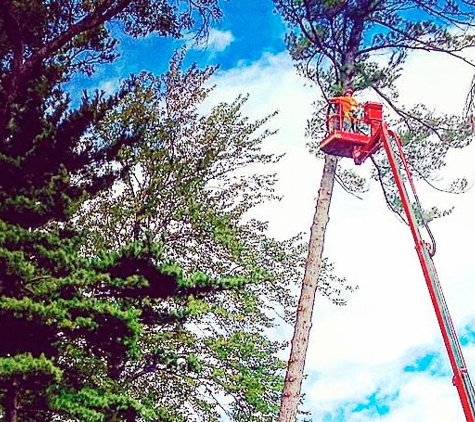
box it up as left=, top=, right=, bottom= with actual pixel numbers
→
left=75, top=46, right=356, bottom=420
left=276, top=0, right=475, bottom=219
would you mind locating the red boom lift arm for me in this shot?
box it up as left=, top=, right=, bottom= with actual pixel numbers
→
left=320, top=99, right=475, bottom=421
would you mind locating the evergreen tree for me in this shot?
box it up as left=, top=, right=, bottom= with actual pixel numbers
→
left=274, top=0, right=475, bottom=420
left=0, top=1, right=231, bottom=420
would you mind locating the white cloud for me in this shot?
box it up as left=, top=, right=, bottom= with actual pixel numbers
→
left=192, top=28, right=235, bottom=53
left=378, top=374, right=463, bottom=422
left=395, top=48, right=475, bottom=114
left=98, top=79, right=120, bottom=95
left=205, top=49, right=475, bottom=421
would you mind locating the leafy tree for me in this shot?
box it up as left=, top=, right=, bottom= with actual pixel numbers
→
left=0, top=1, right=235, bottom=420
left=274, top=0, right=475, bottom=420
left=75, top=47, right=354, bottom=420
left=76, top=48, right=289, bottom=420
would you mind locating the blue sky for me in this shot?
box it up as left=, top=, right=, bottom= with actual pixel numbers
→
left=66, top=2, right=475, bottom=420
left=68, top=0, right=286, bottom=96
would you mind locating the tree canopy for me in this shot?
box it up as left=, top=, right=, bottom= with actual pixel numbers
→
left=276, top=0, right=475, bottom=204
left=74, top=49, right=295, bottom=420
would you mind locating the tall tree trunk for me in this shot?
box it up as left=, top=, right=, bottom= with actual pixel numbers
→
left=4, top=385, right=19, bottom=422
left=278, top=154, right=338, bottom=422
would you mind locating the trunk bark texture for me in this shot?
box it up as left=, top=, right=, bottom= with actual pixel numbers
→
left=278, top=154, right=338, bottom=422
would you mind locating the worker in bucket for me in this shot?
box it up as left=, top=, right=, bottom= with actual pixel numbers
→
left=333, top=87, right=359, bottom=131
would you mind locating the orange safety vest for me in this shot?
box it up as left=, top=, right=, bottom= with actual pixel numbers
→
left=333, top=95, right=358, bottom=121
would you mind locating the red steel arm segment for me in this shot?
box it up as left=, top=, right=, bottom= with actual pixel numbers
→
left=380, top=125, right=475, bottom=422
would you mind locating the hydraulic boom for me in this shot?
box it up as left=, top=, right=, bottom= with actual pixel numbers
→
left=381, top=125, right=475, bottom=422
left=320, top=100, right=475, bottom=421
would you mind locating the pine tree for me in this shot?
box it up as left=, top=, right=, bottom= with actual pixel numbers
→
left=274, top=1, right=475, bottom=420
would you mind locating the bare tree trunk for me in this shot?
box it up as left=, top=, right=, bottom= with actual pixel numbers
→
left=4, top=385, right=19, bottom=422
left=278, top=154, right=338, bottom=422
